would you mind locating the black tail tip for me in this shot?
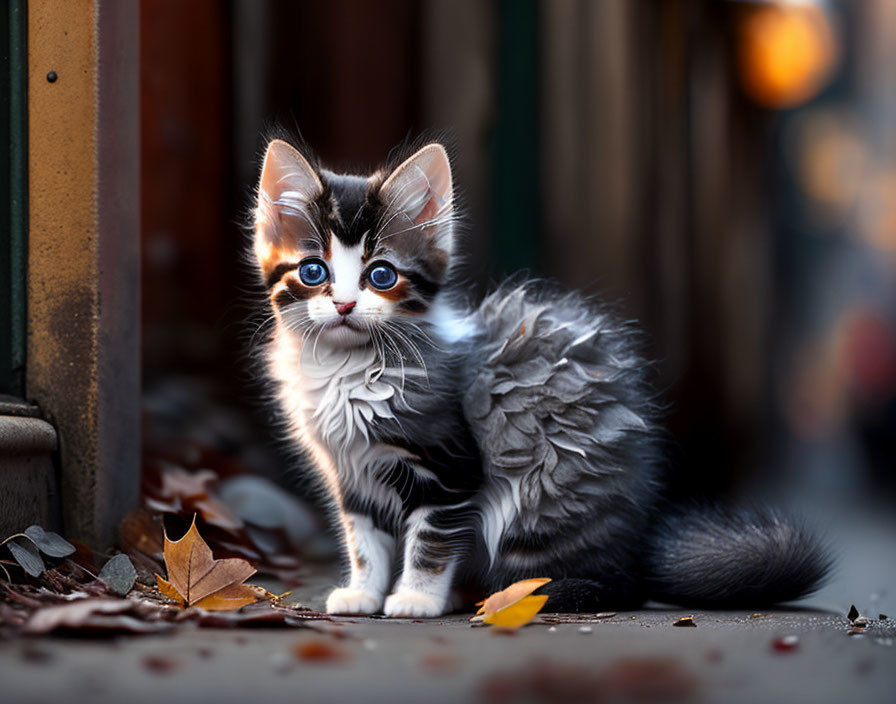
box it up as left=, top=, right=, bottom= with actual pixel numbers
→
left=645, top=505, right=834, bottom=608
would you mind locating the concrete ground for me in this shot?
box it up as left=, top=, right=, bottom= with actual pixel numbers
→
left=3, top=504, right=895, bottom=704
left=1, top=608, right=894, bottom=704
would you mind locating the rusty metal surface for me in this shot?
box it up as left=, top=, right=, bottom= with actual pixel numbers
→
left=26, top=0, right=139, bottom=547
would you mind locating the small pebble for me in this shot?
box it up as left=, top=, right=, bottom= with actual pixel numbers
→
left=879, top=614, right=888, bottom=621
left=848, top=605, right=859, bottom=621
left=578, top=626, right=592, bottom=634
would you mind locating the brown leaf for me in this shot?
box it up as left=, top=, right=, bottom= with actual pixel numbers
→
left=673, top=616, right=696, bottom=627
left=24, top=599, right=149, bottom=634
left=119, top=507, right=165, bottom=558
left=193, top=584, right=258, bottom=611
left=159, top=466, right=219, bottom=500
left=156, top=465, right=244, bottom=532
left=160, top=516, right=257, bottom=608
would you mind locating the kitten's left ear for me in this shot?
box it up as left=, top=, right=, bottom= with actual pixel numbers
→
left=379, top=143, right=454, bottom=251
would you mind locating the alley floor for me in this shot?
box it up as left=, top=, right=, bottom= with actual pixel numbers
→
left=3, top=501, right=895, bottom=704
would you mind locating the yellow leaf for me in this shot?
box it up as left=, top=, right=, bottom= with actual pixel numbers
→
left=193, top=584, right=258, bottom=611
left=476, top=578, right=551, bottom=617
left=482, top=595, right=549, bottom=628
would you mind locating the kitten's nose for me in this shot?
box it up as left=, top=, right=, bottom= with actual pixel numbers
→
left=334, top=301, right=356, bottom=316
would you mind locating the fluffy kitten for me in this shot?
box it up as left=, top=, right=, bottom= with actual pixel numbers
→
left=252, top=136, right=830, bottom=617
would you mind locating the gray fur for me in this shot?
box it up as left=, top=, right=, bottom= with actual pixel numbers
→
left=253, top=137, right=830, bottom=614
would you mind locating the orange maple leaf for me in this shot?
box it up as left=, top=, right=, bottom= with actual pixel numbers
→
left=156, top=516, right=258, bottom=611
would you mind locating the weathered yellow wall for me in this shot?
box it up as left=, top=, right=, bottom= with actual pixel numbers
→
left=26, top=0, right=139, bottom=546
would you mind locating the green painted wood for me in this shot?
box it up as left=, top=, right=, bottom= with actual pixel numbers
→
left=492, top=0, right=539, bottom=276
left=0, top=0, right=27, bottom=397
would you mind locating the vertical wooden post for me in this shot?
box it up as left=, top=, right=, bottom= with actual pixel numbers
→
left=26, top=0, right=139, bottom=546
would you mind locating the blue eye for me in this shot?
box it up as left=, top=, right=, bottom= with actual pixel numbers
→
left=368, top=263, right=398, bottom=290
left=298, top=259, right=328, bottom=286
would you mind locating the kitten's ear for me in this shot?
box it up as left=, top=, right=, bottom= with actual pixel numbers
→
left=254, top=140, right=323, bottom=277
left=257, top=138, right=322, bottom=206
left=379, top=143, right=454, bottom=251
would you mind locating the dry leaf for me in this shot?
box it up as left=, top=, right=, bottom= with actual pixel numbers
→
left=157, top=516, right=257, bottom=609
left=23, top=599, right=170, bottom=635
left=475, top=578, right=551, bottom=617
left=192, top=584, right=258, bottom=611
left=98, top=554, right=137, bottom=596
left=472, top=577, right=551, bottom=629
left=484, top=595, right=549, bottom=628
left=24, top=526, right=76, bottom=558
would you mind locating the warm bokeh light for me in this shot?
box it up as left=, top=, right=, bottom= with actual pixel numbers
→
left=738, top=3, right=838, bottom=109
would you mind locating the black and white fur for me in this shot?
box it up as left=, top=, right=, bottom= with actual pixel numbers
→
left=252, top=136, right=830, bottom=617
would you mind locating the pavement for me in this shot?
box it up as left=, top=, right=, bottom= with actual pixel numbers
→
left=2, top=503, right=895, bottom=704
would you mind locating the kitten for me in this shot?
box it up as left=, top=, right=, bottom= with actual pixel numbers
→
left=251, top=136, right=830, bottom=617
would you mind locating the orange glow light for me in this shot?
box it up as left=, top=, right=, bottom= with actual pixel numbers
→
left=738, top=3, right=838, bottom=109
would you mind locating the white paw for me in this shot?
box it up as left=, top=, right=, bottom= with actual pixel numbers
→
left=383, top=589, right=447, bottom=618
left=325, top=587, right=382, bottom=615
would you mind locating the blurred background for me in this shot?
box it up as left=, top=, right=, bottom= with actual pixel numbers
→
left=140, top=0, right=896, bottom=518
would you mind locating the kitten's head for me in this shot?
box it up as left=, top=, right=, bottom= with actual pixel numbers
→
left=253, top=138, right=455, bottom=348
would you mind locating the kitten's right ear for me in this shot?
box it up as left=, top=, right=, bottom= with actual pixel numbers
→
left=254, top=140, right=323, bottom=275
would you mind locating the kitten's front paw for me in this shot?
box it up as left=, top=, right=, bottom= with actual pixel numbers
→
left=325, top=587, right=382, bottom=615
left=383, top=589, right=447, bottom=618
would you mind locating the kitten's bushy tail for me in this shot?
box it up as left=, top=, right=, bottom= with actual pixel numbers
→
left=642, top=505, right=832, bottom=608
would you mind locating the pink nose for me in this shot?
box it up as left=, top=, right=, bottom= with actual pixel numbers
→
left=334, top=301, right=356, bottom=316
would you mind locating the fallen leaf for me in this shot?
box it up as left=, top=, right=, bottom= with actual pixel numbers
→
left=25, top=599, right=135, bottom=634
left=156, top=465, right=244, bottom=532
left=119, top=508, right=165, bottom=558
left=158, top=516, right=257, bottom=608
left=98, top=554, right=137, bottom=596
left=673, top=616, right=696, bottom=627
left=484, top=595, right=550, bottom=628
left=474, top=578, right=551, bottom=619
left=192, top=584, right=258, bottom=611
left=6, top=537, right=45, bottom=577
left=23, top=526, right=76, bottom=558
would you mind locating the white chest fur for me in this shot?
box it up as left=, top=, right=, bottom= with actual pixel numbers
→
left=268, top=328, right=419, bottom=498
